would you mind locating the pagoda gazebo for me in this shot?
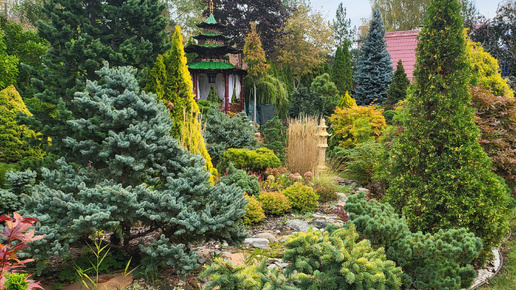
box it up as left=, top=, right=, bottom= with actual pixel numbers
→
left=185, top=1, right=247, bottom=113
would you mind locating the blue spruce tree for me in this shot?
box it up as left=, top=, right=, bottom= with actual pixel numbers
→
left=21, top=65, right=248, bottom=274
left=353, top=9, right=393, bottom=105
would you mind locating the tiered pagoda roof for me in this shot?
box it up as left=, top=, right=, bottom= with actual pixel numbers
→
left=185, top=1, right=244, bottom=73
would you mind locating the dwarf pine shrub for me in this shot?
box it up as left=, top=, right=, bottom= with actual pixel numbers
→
left=345, top=192, right=482, bottom=289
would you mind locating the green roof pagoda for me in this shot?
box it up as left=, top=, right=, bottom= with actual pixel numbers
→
left=185, top=0, right=246, bottom=113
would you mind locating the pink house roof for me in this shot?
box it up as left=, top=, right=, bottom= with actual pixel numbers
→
left=384, top=30, right=419, bottom=81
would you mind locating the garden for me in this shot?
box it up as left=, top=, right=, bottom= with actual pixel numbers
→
left=1, top=0, right=516, bottom=289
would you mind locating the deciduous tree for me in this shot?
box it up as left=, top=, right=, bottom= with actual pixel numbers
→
left=243, top=22, right=269, bottom=124
left=209, top=0, right=286, bottom=54
left=277, top=4, right=333, bottom=89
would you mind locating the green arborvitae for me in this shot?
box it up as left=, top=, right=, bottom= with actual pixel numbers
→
left=0, top=86, right=43, bottom=164
left=353, top=9, right=393, bottom=105
left=331, top=40, right=353, bottom=96
left=145, top=26, right=217, bottom=181
left=345, top=192, right=482, bottom=289
left=384, top=0, right=509, bottom=264
left=22, top=0, right=169, bottom=156
left=20, top=65, right=248, bottom=274
left=385, top=59, right=410, bottom=107
left=0, top=29, right=19, bottom=90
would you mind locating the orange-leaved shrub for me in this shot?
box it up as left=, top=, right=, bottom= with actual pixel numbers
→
left=471, top=86, right=516, bottom=192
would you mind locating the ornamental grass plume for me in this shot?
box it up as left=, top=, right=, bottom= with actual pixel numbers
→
left=286, top=115, right=319, bottom=175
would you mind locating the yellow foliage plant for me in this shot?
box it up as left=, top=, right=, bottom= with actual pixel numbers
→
left=466, top=31, right=514, bottom=98
left=146, top=26, right=217, bottom=183
left=329, top=105, right=387, bottom=149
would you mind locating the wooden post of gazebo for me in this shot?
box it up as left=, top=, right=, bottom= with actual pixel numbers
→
left=240, top=75, right=245, bottom=111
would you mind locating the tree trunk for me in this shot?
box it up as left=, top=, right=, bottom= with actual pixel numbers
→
left=253, top=81, right=257, bottom=126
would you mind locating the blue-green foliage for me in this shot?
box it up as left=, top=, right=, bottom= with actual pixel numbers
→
left=353, top=10, right=393, bottom=106
left=0, top=169, right=36, bottom=216
left=20, top=66, right=248, bottom=274
left=344, top=192, right=481, bottom=289
left=202, top=105, right=258, bottom=166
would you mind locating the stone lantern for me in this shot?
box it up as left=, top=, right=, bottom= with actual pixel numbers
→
left=316, top=118, right=331, bottom=174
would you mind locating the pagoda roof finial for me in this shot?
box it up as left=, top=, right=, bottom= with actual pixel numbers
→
left=209, top=0, right=214, bottom=14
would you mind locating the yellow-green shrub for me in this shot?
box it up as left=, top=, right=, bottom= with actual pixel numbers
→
left=243, top=196, right=265, bottom=225
left=466, top=32, right=514, bottom=98
left=282, top=183, right=318, bottom=212
left=258, top=191, right=291, bottom=215
left=337, top=91, right=357, bottom=108
left=218, top=147, right=281, bottom=173
left=329, top=105, right=386, bottom=149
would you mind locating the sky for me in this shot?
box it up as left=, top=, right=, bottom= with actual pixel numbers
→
left=310, top=0, right=503, bottom=29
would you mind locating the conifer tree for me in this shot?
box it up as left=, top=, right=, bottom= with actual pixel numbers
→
left=145, top=26, right=216, bottom=180
left=385, top=60, right=410, bottom=107
left=334, top=2, right=356, bottom=47
left=331, top=40, right=353, bottom=96
left=353, top=9, right=393, bottom=106
left=337, top=91, right=357, bottom=108
left=384, top=0, right=509, bottom=263
left=244, top=22, right=269, bottom=124
left=22, top=0, right=169, bottom=155
left=0, top=86, right=43, bottom=164
left=21, top=65, right=247, bottom=273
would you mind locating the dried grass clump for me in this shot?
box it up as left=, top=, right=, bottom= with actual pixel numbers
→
left=286, top=116, right=319, bottom=175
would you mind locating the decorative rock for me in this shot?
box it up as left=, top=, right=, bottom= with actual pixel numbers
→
left=309, top=219, right=329, bottom=229
left=357, top=187, right=370, bottom=194
left=337, top=192, right=348, bottom=201
left=244, top=238, right=270, bottom=249
left=311, top=213, right=324, bottom=219
left=287, top=220, right=310, bottom=232
left=277, top=263, right=290, bottom=268
left=268, top=264, right=279, bottom=269
left=337, top=202, right=346, bottom=207
left=253, top=232, right=277, bottom=242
